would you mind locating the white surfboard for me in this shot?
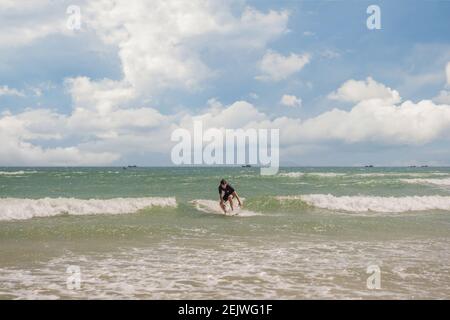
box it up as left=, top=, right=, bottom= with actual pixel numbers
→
left=190, top=199, right=259, bottom=217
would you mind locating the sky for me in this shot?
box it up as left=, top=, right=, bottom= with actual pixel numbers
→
left=0, top=0, right=450, bottom=166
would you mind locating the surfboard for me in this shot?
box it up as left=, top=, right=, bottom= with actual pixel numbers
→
left=190, top=199, right=258, bottom=217
left=190, top=199, right=238, bottom=216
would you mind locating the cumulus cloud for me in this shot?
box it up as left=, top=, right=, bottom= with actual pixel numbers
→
left=0, top=0, right=69, bottom=47
left=280, top=94, right=301, bottom=107
left=296, top=99, right=450, bottom=145
left=2, top=92, right=450, bottom=165
left=0, top=85, right=24, bottom=97
left=83, top=0, right=289, bottom=94
left=255, top=50, right=310, bottom=82
left=65, top=77, right=136, bottom=113
left=2, top=2, right=449, bottom=166
left=0, top=0, right=294, bottom=166
left=328, top=77, right=401, bottom=104
left=176, top=96, right=450, bottom=147
left=0, top=109, right=119, bottom=166
left=0, top=103, right=175, bottom=166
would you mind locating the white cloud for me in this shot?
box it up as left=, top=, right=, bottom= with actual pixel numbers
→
left=0, top=1, right=69, bottom=47
left=0, top=0, right=53, bottom=11
left=187, top=100, right=267, bottom=130
left=2, top=1, right=290, bottom=95
left=296, top=99, right=450, bottom=145
left=256, top=50, right=310, bottom=82
left=328, top=77, right=401, bottom=104
left=84, top=1, right=289, bottom=94
left=0, top=109, right=118, bottom=166
left=280, top=94, right=301, bottom=107
left=0, top=1, right=294, bottom=166
left=65, top=77, right=136, bottom=113
left=0, top=138, right=119, bottom=166
left=3, top=92, right=450, bottom=165
left=0, top=85, right=24, bottom=97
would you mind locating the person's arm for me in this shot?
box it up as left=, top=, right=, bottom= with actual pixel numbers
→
left=232, top=191, right=242, bottom=207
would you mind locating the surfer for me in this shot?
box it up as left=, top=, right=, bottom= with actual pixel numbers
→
left=218, top=179, right=242, bottom=214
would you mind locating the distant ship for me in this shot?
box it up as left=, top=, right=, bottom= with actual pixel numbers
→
left=241, top=164, right=252, bottom=168
left=364, top=165, right=374, bottom=168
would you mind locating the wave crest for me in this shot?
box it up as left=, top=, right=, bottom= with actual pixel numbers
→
left=0, top=197, right=177, bottom=221
left=277, top=194, right=450, bottom=213
left=401, top=178, right=450, bottom=187
left=0, top=170, right=37, bottom=176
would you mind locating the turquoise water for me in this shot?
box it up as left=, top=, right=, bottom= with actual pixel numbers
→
left=0, top=167, right=449, bottom=299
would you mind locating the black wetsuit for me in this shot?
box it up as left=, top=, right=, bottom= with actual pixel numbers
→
left=218, top=184, right=235, bottom=201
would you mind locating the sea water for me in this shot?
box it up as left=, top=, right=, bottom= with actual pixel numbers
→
left=0, top=167, right=449, bottom=299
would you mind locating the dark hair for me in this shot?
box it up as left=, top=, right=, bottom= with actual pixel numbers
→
left=220, top=179, right=227, bottom=185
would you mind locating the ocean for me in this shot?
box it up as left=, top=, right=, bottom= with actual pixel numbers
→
left=0, top=167, right=449, bottom=299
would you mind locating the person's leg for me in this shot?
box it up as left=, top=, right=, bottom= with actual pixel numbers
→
left=219, top=201, right=227, bottom=213
left=228, top=194, right=234, bottom=211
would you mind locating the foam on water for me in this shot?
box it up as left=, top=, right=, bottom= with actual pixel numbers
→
left=279, top=172, right=305, bottom=178
left=0, top=197, right=177, bottom=221
left=0, top=171, right=37, bottom=176
left=401, top=178, right=450, bottom=187
left=309, top=172, right=346, bottom=177
left=355, top=172, right=449, bottom=177
left=277, top=194, right=450, bottom=213
left=190, top=199, right=260, bottom=217
left=279, top=171, right=450, bottom=179
left=1, top=239, right=449, bottom=299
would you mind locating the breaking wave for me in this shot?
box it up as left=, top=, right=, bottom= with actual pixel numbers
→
left=279, top=172, right=305, bottom=178
left=279, top=172, right=346, bottom=178
left=0, top=197, right=177, bottom=221
left=0, top=171, right=37, bottom=176
left=401, top=178, right=450, bottom=187
left=276, top=194, right=450, bottom=213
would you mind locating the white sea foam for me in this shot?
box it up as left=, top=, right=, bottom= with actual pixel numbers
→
left=279, top=172, right=345, bottom=178
left=1, top=239, right=448, bottom=299
left=0, top=170, right=37, bottom=176
left=277, top=194, right=450, bottom=213
left=355, top=172, right=449, bottom=178
left=401, top=178, right=450, bottom=187
left=190, top=199, right=259, bottom=217
left=308, top=172, right=345, bottom=177
left=279, top=172, right=305, bottom=178
left=0, top=197, right=177, bottom=221
left=278, top=172, right=450, bottom=179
